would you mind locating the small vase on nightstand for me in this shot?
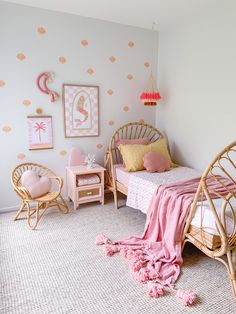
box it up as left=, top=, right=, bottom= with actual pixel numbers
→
left=85, top=153, right=95, bottom=169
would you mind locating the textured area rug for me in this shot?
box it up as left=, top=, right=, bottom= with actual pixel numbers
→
left=1, top=198, right=236, bottom=314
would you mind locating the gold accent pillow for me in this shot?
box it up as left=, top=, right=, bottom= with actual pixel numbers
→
left=118, top=138, right=174, bottom=172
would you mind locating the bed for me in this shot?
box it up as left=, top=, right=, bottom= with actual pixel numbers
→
left=104, top=121, right=236, bottom=298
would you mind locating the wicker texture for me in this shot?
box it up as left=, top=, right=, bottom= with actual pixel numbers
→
left=11, top=163, right=69, bottom=230
left=183, top=140, right=236, bottom=298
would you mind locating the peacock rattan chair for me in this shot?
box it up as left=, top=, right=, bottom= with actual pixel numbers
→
left=183, top=140, right=236, bottom=298
left=11, top=163, right=69, bottom=230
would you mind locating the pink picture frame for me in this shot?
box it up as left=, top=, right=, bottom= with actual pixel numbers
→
left=27, top=116, right=53, bottom=150
left=62, top=84, right=99, bottom=137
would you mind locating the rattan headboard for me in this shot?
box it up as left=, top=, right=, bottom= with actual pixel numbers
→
left=108, top=121, right=163, bottom=165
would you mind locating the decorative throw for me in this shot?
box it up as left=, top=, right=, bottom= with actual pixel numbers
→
left=96, top=177, right=235, bottom=306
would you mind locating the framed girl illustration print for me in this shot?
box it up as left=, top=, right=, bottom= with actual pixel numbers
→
left=27, top=116, right=53, bottom=150
left=62, top=84, right=99, bottom=137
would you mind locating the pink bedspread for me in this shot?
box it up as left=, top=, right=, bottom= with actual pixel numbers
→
left=96, top=176, right=235, bottom=305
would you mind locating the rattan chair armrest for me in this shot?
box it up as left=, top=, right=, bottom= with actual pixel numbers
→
left=48, top=176, right=63, bottom=192
left=17, top=186, right=32, bottom=200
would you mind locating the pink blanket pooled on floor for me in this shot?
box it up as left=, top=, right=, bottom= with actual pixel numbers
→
left=96, top=176, right=235, bottom=306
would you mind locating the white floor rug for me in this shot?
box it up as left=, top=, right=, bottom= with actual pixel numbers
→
left=1, top=198, right=236, bottom=314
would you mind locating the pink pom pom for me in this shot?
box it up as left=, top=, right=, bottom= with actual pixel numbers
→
left=147, top=266, right=160, bottom=281
left=130, top=259, right=145, bottom=273
left=95, top=234, right=110, bottom=246
left=103, top=245, right=118, bottom=256
left=176, top=289, right=197, bottom=306
left=120, top=247, right=129, bottom=258
left=132, top=267, right=149, bottom=283
left=148, top=282, right=165, bottom=298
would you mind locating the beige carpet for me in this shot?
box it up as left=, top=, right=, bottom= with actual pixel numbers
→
left=1, top=198, right=236, bottom=314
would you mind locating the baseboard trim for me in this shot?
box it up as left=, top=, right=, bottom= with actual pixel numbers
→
left=0, top=205, right=18, bottom=214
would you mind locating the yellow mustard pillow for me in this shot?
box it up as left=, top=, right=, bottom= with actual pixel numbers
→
left=118, top=138, right=174, bottom=172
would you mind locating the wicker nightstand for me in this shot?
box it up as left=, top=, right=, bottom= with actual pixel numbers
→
left=66, top=164, right=106, bottom=210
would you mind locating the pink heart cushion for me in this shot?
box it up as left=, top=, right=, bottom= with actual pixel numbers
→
left=21, top=170, right=52, bottom=198
left=143, top=152, right=171, bottom=173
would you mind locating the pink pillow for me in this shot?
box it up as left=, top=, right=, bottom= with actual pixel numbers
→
left=21, top=170, right=51, bottom=199
left=116, top=137, right=150, bottom=147
left=143, top=152, right=171, bottom=173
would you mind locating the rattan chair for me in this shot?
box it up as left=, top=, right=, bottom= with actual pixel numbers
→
left=11, top=163, right=69, bottom=230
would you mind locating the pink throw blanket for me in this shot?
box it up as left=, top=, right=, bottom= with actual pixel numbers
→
left=96, top=177, right=235, bottom=305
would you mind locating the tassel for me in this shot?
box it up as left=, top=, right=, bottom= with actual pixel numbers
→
left=103, top=245, right=119, bottom=256
left=95, top=234, right=110, bottom=246
left=148, top=282, right=165, bottom=298
left=176, top=289, right=197, bottom=306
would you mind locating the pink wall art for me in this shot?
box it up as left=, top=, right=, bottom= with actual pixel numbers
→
left=27, top=116, right=53, bottom=150
left=63, top=84, right=99, bottom=137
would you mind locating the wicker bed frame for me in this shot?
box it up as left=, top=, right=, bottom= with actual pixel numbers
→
left=105, top=121, right=163, bottom=209
left=105, top=121, right=236, bottom=298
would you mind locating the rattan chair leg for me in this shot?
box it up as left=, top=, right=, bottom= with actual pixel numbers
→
left=227, top=250, right=236, bottom=299
left=57, top=195, right=69, bottom=214
left=27, top=203, right=40, bottom=230
left=14, top=201, right=26, bottom=221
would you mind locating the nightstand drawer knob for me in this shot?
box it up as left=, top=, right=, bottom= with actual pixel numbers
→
left=87, top=191, right=92, bottom=195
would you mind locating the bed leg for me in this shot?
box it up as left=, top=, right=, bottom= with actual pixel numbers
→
left=227, top=250, right=236, bottom=299
left=113, top=189, right=118, bottom=209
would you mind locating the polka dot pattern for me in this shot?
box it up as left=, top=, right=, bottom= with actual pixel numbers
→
left=81, top=40, right=88, bottom=47
left=17, top=153, right=26, bottom=160
left=108, top=120, right=115, bottom=126
left=139, top=119, right=145, bottom=124
left=37, top=27, right=46, bottom=34
left=59, top=150, right=67, bottom=156
left=109, top=56, right=116, bottom=63
left=96, top=144, right=103, bottom=149
left=144, top=62, right=150, bottom=68
left=16, top=53, right=26, bottom=61
left=36, top=108, right=43, bottom=114
left=0, top=80, right=6, bottom=87
left=123, top=106, right=129, bottom=112
left=87, top=68, right=94, bottom=75
left=128, top=41, right=134, bottom=48
left=2, top=126, right=12, bottom=132
left=22, top=99, right=31, bottom=106
left=127, top=74, right=133, bottom=80
left=58, top=56, right=66, bottom=64
left=107, top=89, right=113, bottom=96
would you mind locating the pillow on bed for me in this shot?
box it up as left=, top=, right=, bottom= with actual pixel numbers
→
left=116, top=137, right=150, bottom=147
left=143, top=152, right=171, bottom=173
left=118, top=138, right=174, bottom=172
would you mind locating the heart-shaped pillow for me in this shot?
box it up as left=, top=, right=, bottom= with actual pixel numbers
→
left=143, top=152, right=171, bottom=173
left=21, top=170, right=52, bottom=199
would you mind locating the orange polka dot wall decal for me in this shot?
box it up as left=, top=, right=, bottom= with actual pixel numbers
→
left=108, top=120, right=115, bottom=126
left=127, top=74, right=133, bottom=80
left=139, top=119, right=145, bottom=124
left=59, top=150, right=67, bottom=156
left=2, top=125, right=12, bottom=132
left=22, top=99, right=31, bottom=106
left=16, top=53, right=26, bottom=61
left=17, top=153, right=26, bottom=160
left=87, top=68, right=94, bottom=75
left=123, top=106, right=129, bottom=112
left=109, top=56, right=116, bottom=63
left=144, top=62, right=150, bottom=68
left=96, top=144, right=103, bottom=149
left=128, top=41, right=134, bottom=48
left=37, top=27, right=46, bottom=34
left=36, top=108, right=43, bottom=114
left=107, top=89, right=114, bottom=96
left=58, top=56, right=66, bottom=64
left=0, top=80, right=5, bottom=87
left=81, top=40, right=88, bottom=47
